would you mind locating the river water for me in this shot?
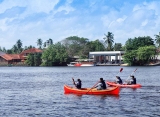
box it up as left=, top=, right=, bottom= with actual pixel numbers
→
left=0, top=66, right=160, bottom=117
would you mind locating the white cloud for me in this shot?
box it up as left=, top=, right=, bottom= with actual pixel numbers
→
left=1, top=0, right=160, bottom=49
left=0, top=0, right=59, bottom=14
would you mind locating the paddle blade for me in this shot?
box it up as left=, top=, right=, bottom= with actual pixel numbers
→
left=120, top=68, right=123, bottom=72
left=134, top=68, right=138, bottom=72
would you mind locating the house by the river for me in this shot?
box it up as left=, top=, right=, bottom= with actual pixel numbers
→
left=0, top=48, right=42, bottom=66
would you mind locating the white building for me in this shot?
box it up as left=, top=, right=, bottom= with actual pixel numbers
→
left=89, top=51, right=125, bottom=65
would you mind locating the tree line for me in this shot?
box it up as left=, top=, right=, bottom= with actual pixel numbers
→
left=0, top=32, right=160, bottom=66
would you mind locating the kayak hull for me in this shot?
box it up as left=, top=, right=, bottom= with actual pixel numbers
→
left=64, top=85, right=119, bottom=95
left=106, top=81, right=141, bottom=88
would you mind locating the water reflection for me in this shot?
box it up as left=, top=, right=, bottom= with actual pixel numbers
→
left=64, top=93, right=83, bottom=98
left=64, top=93, right=119, bottom=100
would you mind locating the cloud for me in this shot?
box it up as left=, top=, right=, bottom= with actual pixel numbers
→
left=0, top=0, right=160, bottom=49
left=100, top=1, right=160, bottom=44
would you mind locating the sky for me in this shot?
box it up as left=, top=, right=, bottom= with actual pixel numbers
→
left=0, top=0, right=160, bottom=49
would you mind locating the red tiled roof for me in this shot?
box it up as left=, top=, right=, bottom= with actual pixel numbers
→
left=0, top=48, right=42, bottom=61
left=1, top=54, right=20, bottom=61
left=1, top=54, right=12, bottom=61
left=9, top=54, right=21, bottom=59
left=20, top=48, right=43, bottom=54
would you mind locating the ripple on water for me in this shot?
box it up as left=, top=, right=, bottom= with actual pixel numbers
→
left=0, top=66, right=160, bottom=117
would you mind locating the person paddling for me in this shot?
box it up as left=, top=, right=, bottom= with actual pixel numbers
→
left=72, top=78, right=82, bottom=89
left=94, top=78, right=107, bottom=90
left=127, top=75, right=136, bottom=85
left=115, top=76, right=123, bottom=84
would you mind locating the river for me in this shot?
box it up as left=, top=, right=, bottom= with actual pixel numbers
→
left=0, top=66, right=160, bottom=117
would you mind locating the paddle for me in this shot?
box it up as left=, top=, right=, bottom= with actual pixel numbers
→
left=116, top=68, right=123, bottom=76
left=86, top=81, right=100, bottom=94
left=72, top=78, right=76, bottom=86
left=110, top=67, right=123, bottom=84
left=112, top=68, right=123, bottom=80
left=124, top=68, right=138, bottom=83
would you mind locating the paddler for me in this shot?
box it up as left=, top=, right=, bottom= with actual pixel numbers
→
left=94, top=78, right=107, bottom=90
left=115, top=76, right=123, bottom=84
left=72, top=78, right=82, bottom=89
left=128, top=75, right=136, bottom=85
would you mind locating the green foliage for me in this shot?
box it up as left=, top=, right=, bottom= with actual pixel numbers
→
left=114, top=43, right=123, bottom=51
left=6, top=39, right=23, bottom=54
left=125, top=36, right=154, bottom=51
left=62, top=36, right=89, bottom=58
left=16, top=39, right=23, bottom=53
left=123, top=50, right=137, bottom=66
left=103, top=32, right=114, bottom=51
left=25, top=54, right=34, bottom=66
left=87, top=39, right=105, bottom=51
left=25, top=53, right=42, bottom=66
left=137, top=46, right=156, bottom=64
left=123, top=36, right=156, bottom=65
left=34, top=53, right=42, bottom=66
left=37, top=38, right=43, bottom=49
left=155, top=32, right=160, bottom=47
left=41, top=42, right=69, bottom=66
left=123, top=46, right=156, bottom=65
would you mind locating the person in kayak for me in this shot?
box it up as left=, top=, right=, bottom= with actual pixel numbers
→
left=127, top=75, right=136, bottom=85
left=72, top=78, right=82, bottom=89
left=94, top=78, right=107, bottom=90
left=115, top=76, right=123, bottom=84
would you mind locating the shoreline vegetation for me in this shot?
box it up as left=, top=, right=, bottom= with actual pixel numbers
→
left=0, top=32, right=160, bottom=67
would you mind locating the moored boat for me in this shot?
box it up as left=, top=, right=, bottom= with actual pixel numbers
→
left=67, top=62, right=79, bottom=66
left=67, top=62, right=95, bottom=66
left=64, top=85, right=119, bottom=95
left=67, top=59, right=95, bottom=66
left=106, top=81, right=141, bottom=88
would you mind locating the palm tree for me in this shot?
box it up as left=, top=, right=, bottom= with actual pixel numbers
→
left=2, top=47, right=6, bottom=52
left=43, top=42, right=47, bottom=48
left=46, top=40, right=49, bottom=47
left=16, top=39, right=22, bottom=49
left=12, top=44, right=18, bottom=53
left=16, top=39, right=23, bottom=53
left=48, top=38, right=53, bottom=45
left=37, top=38, right=43, bottom=49
left=155, top=32, right=160, bottom=47
left=103, top=32, right=114, bottom=51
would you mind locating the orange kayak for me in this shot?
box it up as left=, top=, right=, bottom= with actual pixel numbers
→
left=64, top=85, right=119, bottom=95
left=106, top=81, right=141, bottom=88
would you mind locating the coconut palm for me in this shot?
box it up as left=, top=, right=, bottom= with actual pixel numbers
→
left=49, top=38, right=53, bottom=45
left=43, top=42, right=47, bottom=48
left=16, top=39, right=22, bottom=49
left=16, top=39, right=23, bottom=53
left=155, top=32, right=160, bottom=47
left=37, top=38, right=43, bottom=49
left=46, top=40, right=49, bottom=47
left=103, top=32, right=114, bottom=51
left=12, top=45, right=18, bottom=53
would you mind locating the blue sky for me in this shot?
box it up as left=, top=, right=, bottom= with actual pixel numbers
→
left=0, top=0, right=160, bottom=49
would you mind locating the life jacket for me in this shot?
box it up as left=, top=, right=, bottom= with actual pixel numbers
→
left=101, top=80, right=106, bottom=89
left=76, top=81, right=81, bottom=89
left=132, top=78, right=136, bottom=84
left=130, top=78, right=136, bottom=84
left=118, top=78, right=123, bottom=84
